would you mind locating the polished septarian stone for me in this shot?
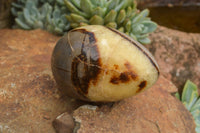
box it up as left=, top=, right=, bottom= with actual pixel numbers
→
left=51, top=25, right=159, bottom=102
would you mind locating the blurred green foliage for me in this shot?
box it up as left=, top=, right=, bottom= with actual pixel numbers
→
left=11, top=0, right=70, bottom=35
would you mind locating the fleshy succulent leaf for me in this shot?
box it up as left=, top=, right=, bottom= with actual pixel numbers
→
left=104, top=10, right=117, bottom=24
left=108, top=0, right=119, bottom=11
left=130, top=33, right=137, bottom=40
left=175, top=92, right=180, bottom=100
left=92, top=7, right=107, bottom=17
left=69, top=0, right=81, bottom=8
left=79, top=22, right=88, bottom=26
left=56, top=0, right=65, bottom=5
left=125, top=20, right=131, bottom=32
left=126, top=6, right=133, bottom=17
left=132, top=9, right=149, bottom=24
left=53, top=9, right=60, bottom=19
left=138, top=37, right=151, bottom=44
left=196, top=127, right=200, bottom=133
left=118, top=27, right=124, bottom=32
left=89, top=15, right=104, bottom=25
left=71, top=13, right=89, bottom=23
left=41, top=3, right=52, bottom=18
left=66, top=15, right=73, bottom=22
left=15, top=18, right=31, bottom=30
left=141, top=21, right=157, bottom=33
left=64, top=0, right=88, bottom=18
left=25, top=0, right=36, bottom=10
left=106, top=22, right=117, bottom=29
left=122, top=18, right=129, bottom=27
left=132, top=24, right=143, bottom=34
left=93, top=0, right=107, bottom=7
left=191, top=108, right=200, bottom=120
left=70, top=22, right=79, bottom=28
left=177, top=80, right=200, bottom=132
left=90, top=0, right=98, bottom=6
left=195, top=117, right=200, bottom=127
left=135, top=34, right=149, bottom=39
left=114, top=0, right=127, bottom=12
left=181, top=80, right=198, bottom=110
left=80, top=0, right=93, bottom=16
left=191, top=98, right=200, bottom=112
left=23, top=8, right=34, bottom=26
left=117, top=9, right=126, bottom=24
left=12, top=2, right=24, bottom=9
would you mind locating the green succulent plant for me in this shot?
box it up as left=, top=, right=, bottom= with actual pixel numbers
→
left=64, top=0, right=157, bottom=44
left=11, top=0, right=157, bottom=44
left=11, top=0, right=70, bottom=35
left=175, top=80, right=200, bottom=133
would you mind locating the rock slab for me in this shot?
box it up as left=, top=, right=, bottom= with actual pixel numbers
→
left=147, top=26, right=200, bottom=90
left=0, top=29, right=84, bottom=133
left=73, top=76, right=196, bottom=133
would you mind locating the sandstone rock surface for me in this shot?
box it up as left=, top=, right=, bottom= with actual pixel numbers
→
left=73, top=76, right=195, bottom=133
left=147, top=26, right=200, bottom=90
left=0, top=29, right=84, bottom=133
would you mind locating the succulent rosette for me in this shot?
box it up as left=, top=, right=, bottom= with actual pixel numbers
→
left=64, top=0, right=157, bottom=44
